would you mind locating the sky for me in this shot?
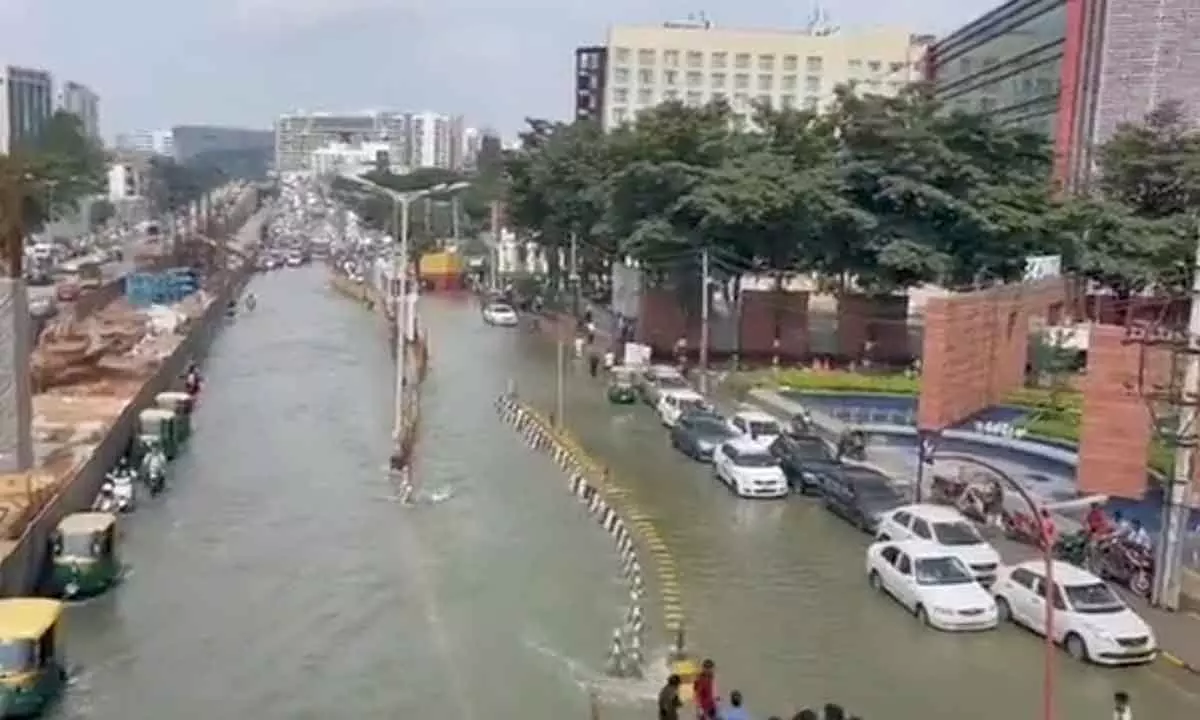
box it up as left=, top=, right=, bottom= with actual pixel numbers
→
left=1, top=0, right=1002, bottom=139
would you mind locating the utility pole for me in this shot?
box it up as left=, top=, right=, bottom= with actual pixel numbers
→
left=489, top=200, right=501, bottom=291
left=555, top=330, right=566, bottom=429
left=392, top=197, right=410, bottom=446
left=0, top=162, right=34, bottom=472
left=699, top=248, right=711, bottom=395
left=569, top=233, right=580, bottom=317
left=1153, top=224, right=1200, bottom=609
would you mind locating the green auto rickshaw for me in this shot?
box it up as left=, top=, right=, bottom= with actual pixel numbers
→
left=154, top=392, right=193, bottom=443
left=0, top=599, right=67, bottom=717
left=607, top=366, right=638, bottom=404
left=50, top=512, right=120, bottom=600
left=138, top=408, right=179, bottom=460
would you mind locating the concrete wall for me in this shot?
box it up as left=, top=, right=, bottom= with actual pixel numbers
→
left=0, top=211, right=264, bottom=597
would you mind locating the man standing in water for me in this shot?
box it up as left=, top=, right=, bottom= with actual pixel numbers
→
left=693, top=659, right=717, bottom=720
left=658, top=674, right=683, bottom=720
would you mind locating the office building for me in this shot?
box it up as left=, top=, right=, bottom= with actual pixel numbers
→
left=0, top=65, right=54, bottom=154
left=588, top=21, right=928, bottom=129
left=170, top=125, right=274, bottom=164
left=274, top=111, right=466, bottom=172
left=310, top=141, right=397, bottom=175
left=927, top=0, right=1200, bottom=186
left=115, top=129, right=174, bottom=156
left=462, top=127, right=482, bottom=170
left=56, top=81, right=100, bottom=139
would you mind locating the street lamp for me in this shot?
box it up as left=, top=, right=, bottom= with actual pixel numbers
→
left=931, top=452, right=1057, bottom=720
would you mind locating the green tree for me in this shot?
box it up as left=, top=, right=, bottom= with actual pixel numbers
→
left=28, top=111, right=107, bottom=218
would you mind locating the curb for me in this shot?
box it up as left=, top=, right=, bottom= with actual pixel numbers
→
left=1161, top=650, right=1200, bottom=675
left=495, top=393, right=675, bottom=678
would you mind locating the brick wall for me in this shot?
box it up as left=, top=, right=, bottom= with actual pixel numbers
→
left=1091, top=0, right=1200, bottom=145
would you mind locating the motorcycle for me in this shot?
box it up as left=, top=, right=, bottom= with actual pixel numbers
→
left=1087, top=536, right=1155, bottom=596
left=140, top=445, right=168, bottom=495
left=184, top=371, right=202, bottom=397
left=1001, top=507, right=1048, bottom=548
left=92, top=483, right=118, bottom=513
left=1052, top=529, right=1090, bottom=566
left=929, top=474, right=1001, bottom=524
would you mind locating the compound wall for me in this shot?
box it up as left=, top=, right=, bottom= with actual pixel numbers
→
left=917, top=279, right=1067, bottom=430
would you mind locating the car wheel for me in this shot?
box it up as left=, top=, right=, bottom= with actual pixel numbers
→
left=868, top=570, right=883, bottom=592
left=915, top=605, right=931, bottom=626
left=995, top=596, right=1012, bottom=622
left=1064, top=632, right=1089, bottom=662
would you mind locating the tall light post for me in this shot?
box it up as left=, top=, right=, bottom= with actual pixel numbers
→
left=931, top=452, right=1057, bottom=720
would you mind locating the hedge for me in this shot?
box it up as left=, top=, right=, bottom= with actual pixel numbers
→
left=777, top=370, right=1170, bottom=474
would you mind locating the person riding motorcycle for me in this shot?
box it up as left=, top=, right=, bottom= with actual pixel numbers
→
left=1085, top=502, right=1116, bottom=539
left=184, top=363, right=202, bottom=395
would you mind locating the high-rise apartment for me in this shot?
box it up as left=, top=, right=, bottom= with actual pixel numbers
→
left=56, top=81, right=100, bottom=139
left=0, top=65, right=54, bottom=153
left=274, top=111, right=467, bottom=172
left=585, top=21, right=928, bottom=129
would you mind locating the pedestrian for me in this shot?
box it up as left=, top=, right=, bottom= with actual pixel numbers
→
left=792, top=711, right=817, bottom=720
left=1113, top=691, right=1132, bottom=720
left=658, top=674, right=683, bottom=720
left=603, top=347, right=616, bottom=370
left=822, top=704, right=845, bottom=720
left=721, top=690, right=750, bottom=720
left=693, top=658, right=717, bottom=720
left=588, top=352, right=600, bottom=377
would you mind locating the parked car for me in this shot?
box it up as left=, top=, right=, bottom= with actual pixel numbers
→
left=726, top=409, right=782, bottom=449
left=875, top=504, right=1002, bottom=586
left=482, top=302, right=519, bottom=326
left=656, top=388, right=712, bottom=427
left=670, top=412, right=735, bottom=461
left=992, top=560, right=1157, bottom=666
left=819, top=466, right=908, bottom=533
left=639, top=365, right=690, bottom=406
left=713, top=439, right=789, bottom=498
left=769, top=431, right=839, bottom=494
left=866, top=539, right=999, bottom=632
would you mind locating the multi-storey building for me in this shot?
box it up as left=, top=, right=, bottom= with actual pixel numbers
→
left=927, top=0, right=1200, bottom=187
left=274, top=111, right=469, bottom=173
left=0, top=65, right=54, bottom=153
left=587, top=22, right=927, bottom=129
left=171, top=125, right=274, bottom=164
left=462, top=127, right=482, bottom=170
left=56, top=81, right=100, bottom=140
left=115, top=130, right=174, bottom=156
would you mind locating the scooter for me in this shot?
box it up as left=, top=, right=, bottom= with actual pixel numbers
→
left=92, top=483, right=118, bottom=513
left=184, top=371, right=202, bottom=397
left=140, top=446, right=168, bottom=495
left=105, top=468, right=137, bottom=513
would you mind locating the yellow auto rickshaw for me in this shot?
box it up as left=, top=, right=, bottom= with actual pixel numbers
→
left=50, top=512, right=120, bottom=600
left=0, top=599, right=67, bottom=717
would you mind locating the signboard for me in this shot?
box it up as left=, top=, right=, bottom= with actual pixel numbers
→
left=1023, top=254, right=1062, bottom=282
left=611, top=262, right=643, bottom=319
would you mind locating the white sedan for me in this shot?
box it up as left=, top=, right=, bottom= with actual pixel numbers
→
left=992, top=560, right=1157, bottom=665
left=656, top=389, right=711, bottom=427
left=713, top=439, right=789, bottom=498
left=865, top=539, right=999, bottom=631
left=727, top=409, right=782, bottom=449
left=875, top=504, right=1001, bottom=585
left=482, top=302, right=519, bottom=326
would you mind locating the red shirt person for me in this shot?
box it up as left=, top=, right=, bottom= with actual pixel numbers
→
left=693, top=659, right=717, bottom=719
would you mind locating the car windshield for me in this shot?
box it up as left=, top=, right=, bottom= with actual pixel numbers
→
left=789, top=436, right=832, bottom=461
left=1063, top=582, right=1126, bottom=614
left=690, top=418, right=730, bottom=436
left=914, top=557, right=976, bottom=586
left=487, top=304, right=514, bottom=314
left=0, top=640, right=35, bottom=676
left=733, top=451, right=778, bottom=468
left=680, top=398, right=709, bottom=412
left=747, top=420, right=780, bottom=436
left=932, top=521, right=983, bottom=546
left=658, top=376, right=690, bottom=391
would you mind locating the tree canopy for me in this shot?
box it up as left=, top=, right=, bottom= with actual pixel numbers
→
left=2, top=110, right=108, bottom=233
left=499, top=84, right=1200, bottom=296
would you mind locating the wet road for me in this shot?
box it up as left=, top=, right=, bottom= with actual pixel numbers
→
left=53, top=267, right=630, bottom=719
left=501, top=314, right=1200, bottom=719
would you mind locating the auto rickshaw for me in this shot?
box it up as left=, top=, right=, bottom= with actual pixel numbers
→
left=155, top=392, right=193, bottom=442
left=138, top=408, right=179, bottom=460
left=50, top=512, right=120, bottom=600
left=0, top=599, right=67, bottom=717
left=607, top=366, right=638, bottom=404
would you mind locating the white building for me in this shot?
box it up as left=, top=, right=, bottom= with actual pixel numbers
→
left=0, top=64, right=54, bottom=154
left=56, top=81, right=100, bottom=139
left=462, top=127, right=482, bottom=170
left=275, top=110, right=467, bottom=172
left=310, top=141, right=401, bottom=176
left=115, top=129, right=173, bottom=156
left=107, top=161, right=146, bottom=201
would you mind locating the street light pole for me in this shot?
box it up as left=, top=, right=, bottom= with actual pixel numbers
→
left=699, top=248, right=711, bottom=394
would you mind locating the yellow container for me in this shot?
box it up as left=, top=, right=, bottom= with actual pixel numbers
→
left=418, top=251, right=463, bottom=277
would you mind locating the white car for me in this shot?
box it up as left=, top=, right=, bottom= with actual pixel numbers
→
left=713, top=439, right=789, bottom=498
left=727, top=410, right=782, bottom=449
left=656, top=389, right=711, bottom=427
left=875, top=504, right=1001, bottom=585
left=640, top=365, right=690, bottom=406
left=992, top=560, right=1157, bottom=665
left=866, top=539, right=999, bottom=632
left=482, top=303, right=519, bottom=326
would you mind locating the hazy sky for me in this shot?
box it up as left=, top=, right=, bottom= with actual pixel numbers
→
left=2, top=0, right=1000, bottom=138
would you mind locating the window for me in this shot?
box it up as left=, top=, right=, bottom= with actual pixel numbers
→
left=638, top=68, right=654, bottom=84
left=868, top=60, right=881, bottom=73
left=848, top=59, right=863, bottom=72
left=686, top=91, right=703, bottom=105
left=782, top=54, right=799, bottom=72
left=637, top=88, right=653, bottom=104
left=758, top=54, right=775, bottom=71
left=664, top=50, right=680, bottom=67
left=613, top=88, right=629, bottom=103
left=687, top=51, right=704, bottom=68
left=733, top=93, right=750, bottom=109
left=734, top=73, right=750, bottom=90
left=1010, top=568, right=1038, bottom=589
left=663, top=89, right=679, bottom=101
left=780, top=94, right=796, bottom=108
left=711, top=51, right=727, bottom=69
left=804, top=96, right=819, bottom=111
left=638, top=49, right=655, bottom=65
left=710, top=72, right=727, bottom=89
left=897, top=554, right=913, bottom=575
left=613, top=67, right=630, bottom=84
left=687, top=71, right=704, bottom=88
left=757, top=74, right=773, bottom=91
left=711, top=91, right=727, bottom=103
left=756, top=94, right=771, bottom=108
left=890, top=61, right=906, bottom=74
left=880, top=545, right=900, bottom=564
left=892, top=511, right=913, bottom=527
left=612, top=108, right=627, bottom=125
left=805, top=75, right=821, bottom=93
left=911, top=518, right=933, bottom=540
left=781, top=74, right=797, bottom=91
left=806, top=56, right=823, bottom=72
left=614, top=47, right=631, bottom=64
left=735, top=53, right=751, bottom=69
left=663, top=69, right=679, bottom=86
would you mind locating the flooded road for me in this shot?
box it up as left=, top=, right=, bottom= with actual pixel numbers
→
left=53, top=267, right=629, bottom=720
